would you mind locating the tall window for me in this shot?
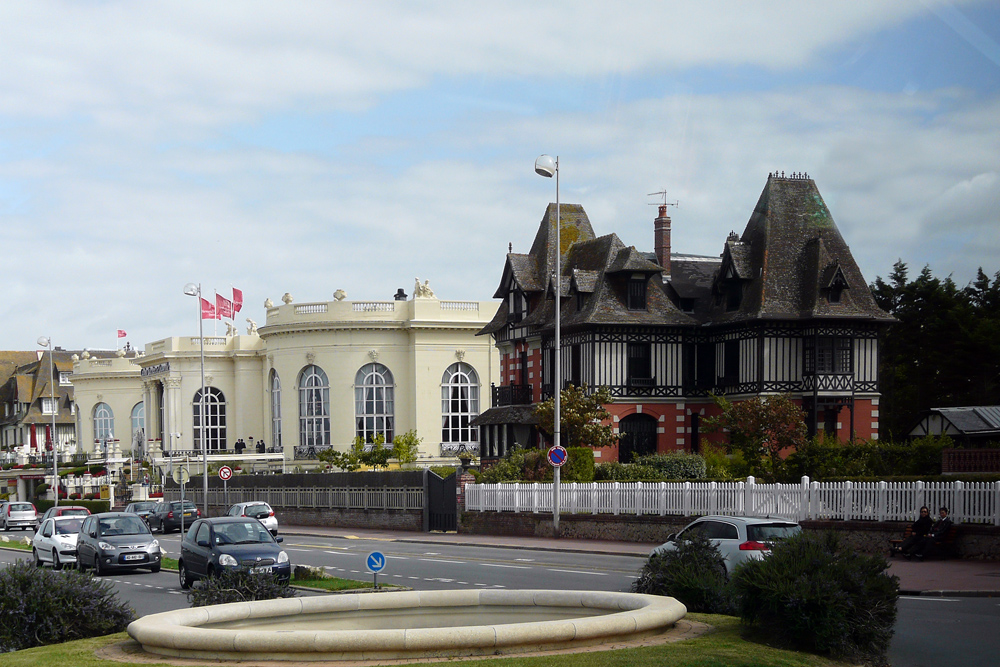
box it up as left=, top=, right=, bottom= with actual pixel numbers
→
left=193, top=387, right=226, bottom=452
left=299, top=365, right=330, bottom=449
left=627, top=342, right=652, bottom=385
left=355, top=363, right=394, bottom=443
left=130, top=402, right=145, bottom=441
left=627, top=276, right=647, bottom=310
left=42, top=397, right=57, bottom=415
left=270, top=370, right=282, bottom=451
left=805, top=337, right=852, bottom=375
left=441, top=363, right=479, bottom=446
left=93, top=402, right=114, bottom=442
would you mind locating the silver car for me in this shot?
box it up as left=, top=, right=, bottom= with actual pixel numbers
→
left=651, top=515, right=801, bottom=575
left=0, top=501, right=38, bottom=531
left=32, top=515, right=85, bottom=569
left=225, top=501, right=278, bottom=535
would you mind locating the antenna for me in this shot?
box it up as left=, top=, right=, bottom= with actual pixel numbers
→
left=647, top=189, right=679, bottom=209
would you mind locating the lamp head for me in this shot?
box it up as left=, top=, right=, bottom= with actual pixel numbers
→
left=534, top=154, right=556, bottom=178
left=183, top=283, right=200, bottom=297
left=37, top=336, right=51, bottom=348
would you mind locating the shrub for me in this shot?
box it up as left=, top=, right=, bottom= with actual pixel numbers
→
left=0, top=560, right=134, bottom=652
left=593, top=461, right=661, bottom=481
left=480, top=447, right=528, bottom=483
left=633, top=452, right=707, bottom=479
left=186, top=568, right=298, bottom=607
left=631, top=532, right=736, bottom=615
left=562, top=446, right=595, bottom=482
left=731, top=531, right=898, bottom=666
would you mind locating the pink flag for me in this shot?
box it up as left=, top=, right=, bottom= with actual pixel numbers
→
left=117, top=329, right=127, bottom=338
left=232, top=287, right=243, bottom=313
left=201, top=297, right=218, bottom=320
left=216, top=293, right=234, bottom=319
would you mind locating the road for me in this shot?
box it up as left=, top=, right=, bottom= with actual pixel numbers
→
left=3, top=530, right=999, bottom=666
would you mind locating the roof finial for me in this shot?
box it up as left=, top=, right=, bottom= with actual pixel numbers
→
left=509, top=242, right=512, bottom=253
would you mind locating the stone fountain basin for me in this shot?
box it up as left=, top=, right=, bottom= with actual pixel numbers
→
left=127, top=589, right=686, bottom=661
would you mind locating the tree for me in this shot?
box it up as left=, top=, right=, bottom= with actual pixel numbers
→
left=703, top=394, right=807, bottom=480
left=391, top=430, right=421, bottom=467
left=533, top=385, right=617, bottom=449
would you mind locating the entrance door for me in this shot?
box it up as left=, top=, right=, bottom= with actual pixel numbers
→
left=426, top=471, right=457, bottom=532
left=618, top=413, right=658, bottom=463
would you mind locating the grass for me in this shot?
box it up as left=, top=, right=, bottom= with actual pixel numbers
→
left=0, top=614, right=854, bottom=667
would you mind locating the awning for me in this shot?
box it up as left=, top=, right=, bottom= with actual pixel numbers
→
left=470, top=405, right=540, bottom=427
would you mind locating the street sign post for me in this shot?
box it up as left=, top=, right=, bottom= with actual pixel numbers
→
left=172, top=466, right=190, bottom=534
left=219, top=465, right=233, bottom=507
left=366, top=551, right=386, bottom=589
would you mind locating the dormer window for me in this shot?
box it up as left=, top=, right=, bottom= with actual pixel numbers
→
left=824, top=265, right=849, bottom=304
left=627, top=275, right=647, bottom=310
left=726, top=282, right=743, bottom=311
left=577, top=291, right=585, bottom=311
left=507, top=289, right=527, bottom=323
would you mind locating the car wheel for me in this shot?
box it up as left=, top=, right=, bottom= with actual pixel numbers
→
left=52, top=550, right=62, bottom=571
left=94, top=555, right=106, bottom=576
left=178, top=563, right=191, bottom=590
left=33, top=548, right=42, bottom=567
left=149, top=562, right=161, bottom=573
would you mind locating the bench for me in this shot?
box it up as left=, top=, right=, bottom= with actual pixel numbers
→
left=889, top=524, right=959, bottom=559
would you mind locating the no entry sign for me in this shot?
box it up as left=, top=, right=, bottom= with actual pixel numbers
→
left=218, top=465, right=233, bottom=481
left=547, top=445, right=568, bottom=467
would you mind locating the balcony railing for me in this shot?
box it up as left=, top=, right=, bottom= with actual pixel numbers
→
left=492, top=384, right=532, bottom=406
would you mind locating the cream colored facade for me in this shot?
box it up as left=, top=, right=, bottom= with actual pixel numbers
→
left=71, top=294, right=499, bottom=467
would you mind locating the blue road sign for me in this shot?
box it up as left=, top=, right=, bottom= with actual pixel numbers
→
left=547, top=445, right=568, bottom=467
left=366, top=551, right=386, bottom=573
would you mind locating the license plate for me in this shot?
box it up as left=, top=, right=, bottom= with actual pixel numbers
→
left=183, top=512, right=193, bottom=517
left=124, top=554, right=145, bottom=561
left=250, top=566, right=272, bottom=574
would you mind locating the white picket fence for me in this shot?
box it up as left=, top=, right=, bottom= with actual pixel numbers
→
left=464, top=477, right=1000, bottom=525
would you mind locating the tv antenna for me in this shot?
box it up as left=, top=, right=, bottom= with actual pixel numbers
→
left=648, top=189, right=678, bottom=209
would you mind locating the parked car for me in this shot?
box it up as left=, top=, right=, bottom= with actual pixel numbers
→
left=650, top=515, right=801, bottom=575
left=0, top=501, right=38, bottom=531
left=39, top=505, right=91, bottom=522
left=124, top=501, right=158, bottom=524
left=177, top=516, right=290, bottom=590
left=225, top=501, right=278, bottom=535
left=76, top=512, right=162, bottom=575
left=32, top=515, right=86, bottom=569
left=148, top=500, right=201, bottom=533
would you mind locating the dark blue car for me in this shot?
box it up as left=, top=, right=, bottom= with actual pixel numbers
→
left=177, top=516, right=290, bottom=589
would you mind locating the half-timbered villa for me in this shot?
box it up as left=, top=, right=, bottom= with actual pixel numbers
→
left=474, top=172, right=894, bottom=463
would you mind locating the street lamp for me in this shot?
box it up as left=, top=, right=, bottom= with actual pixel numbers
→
left=534, top=154, right=561, bottom=537
left=183, top=282, right=209, bottom=516
left=36, top=336, right=58, bottom=507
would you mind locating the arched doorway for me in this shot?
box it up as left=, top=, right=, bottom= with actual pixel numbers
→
left=618, top=413, right=658, bottom=463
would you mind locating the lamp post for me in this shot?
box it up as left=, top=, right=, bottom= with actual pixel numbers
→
left=534, top=154, right=561, bottom=537
left=36, top=336, right=58, bottom=507
left=183, top=282, right=209, bottom=516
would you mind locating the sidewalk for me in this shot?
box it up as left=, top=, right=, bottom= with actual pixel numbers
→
left=282, top=524, right=1000, bottom=597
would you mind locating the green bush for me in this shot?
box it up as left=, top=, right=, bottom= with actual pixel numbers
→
left=0, top=560, right=134, bottom=652
left=784, top=435, right=949, bottom=481
left=186, top=567, right=298, bottom=607
left=633, top=452, right=707, bottom=479
left=731, top=531, right=898, bottom=666
left=593, top=461, right=661, bottom=481
left=34, top=499, right=110, bottom=514
left=631, top=532, right=735, bottom=615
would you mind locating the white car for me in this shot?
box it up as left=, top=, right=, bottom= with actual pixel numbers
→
left=32, top=515, right=86, bottom=569
left=651, top=515, right=801, bottom=575
left=225, top=501, right=278, bottom=535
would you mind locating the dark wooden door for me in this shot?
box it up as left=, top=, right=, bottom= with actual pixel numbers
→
left=618, top=413, right=658, bottom=463
left=427, top=471, right=457, bottom=532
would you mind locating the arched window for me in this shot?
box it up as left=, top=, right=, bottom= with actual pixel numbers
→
left=270, top=370, right=282, bottom=451
left=130, top=402, right=145, bottom=449
left=354, top=363, right=394, bottom=443
left=93, top=402, right=114, bottom=443
left=441, top=363, right=479, bottom=447
left=298, top=365, right=330, bottom=449
left=193, top=387, right=226, bottom=452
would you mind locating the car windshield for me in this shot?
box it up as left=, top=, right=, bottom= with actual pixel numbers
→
left=747, top=523, right=801, bottom=541
left=172, top=502, right=197, bottom=511
left=10, top=503, right=33, bottom=512
left=131, top=502, right=156, bottom=511
left=55, top=518, right=84, bottom=534
left=244, top=504, right=270, bottom=516
left=99, top=516, right=151, bottom=536
left=61, top=509, right=89, bottom=516
left=215, top=521, right=274, bottom=545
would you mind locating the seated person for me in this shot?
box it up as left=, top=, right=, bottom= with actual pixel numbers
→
left=911, top=506, right=953, bottom=560
left=892, top=506, right=932, bottom=557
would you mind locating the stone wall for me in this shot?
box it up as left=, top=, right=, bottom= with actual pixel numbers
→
left=458, top=511, right=1000, bottom=560
left=277, top=507, right=423, bottom=532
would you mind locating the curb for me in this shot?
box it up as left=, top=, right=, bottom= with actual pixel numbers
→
left=899, top=589, right=1000, bottom=598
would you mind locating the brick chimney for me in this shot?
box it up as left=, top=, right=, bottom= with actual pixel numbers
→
left=654, top=204, right=671, bottom=277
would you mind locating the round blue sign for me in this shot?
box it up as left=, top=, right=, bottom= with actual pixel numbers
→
left=366, top=551, right=387, bottom=573
left=547, top=445, right=568, bottom=467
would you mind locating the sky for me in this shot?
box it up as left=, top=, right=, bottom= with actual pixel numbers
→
left=1, top=1, right=998, bottom=352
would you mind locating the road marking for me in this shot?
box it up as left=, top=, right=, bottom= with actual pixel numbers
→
left=386, top=555, right=408, bottom=560
left=419, top=558, right=464, bottom=564
left=481, top=563, right=529, bottom=569
left=324, top=550, right=351, bottom=556
left=515, top=558, right=535, bottom=562
left=423, top=552, right=441, bottom=555
left=899, top=596, right=961, bottom=602
left=548, top=569, right=607, bottom=576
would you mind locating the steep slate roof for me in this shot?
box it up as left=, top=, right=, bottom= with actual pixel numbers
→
left=709, top=174, right=893, bottom=323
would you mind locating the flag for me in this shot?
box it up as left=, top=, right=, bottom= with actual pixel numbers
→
left=117, top=329, right=127, bottom=338
left=216, top=292, right=234, bottom=319
left=201, top=297, right=218, bottom=320
left=232, top=287, right=243, bottom=313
